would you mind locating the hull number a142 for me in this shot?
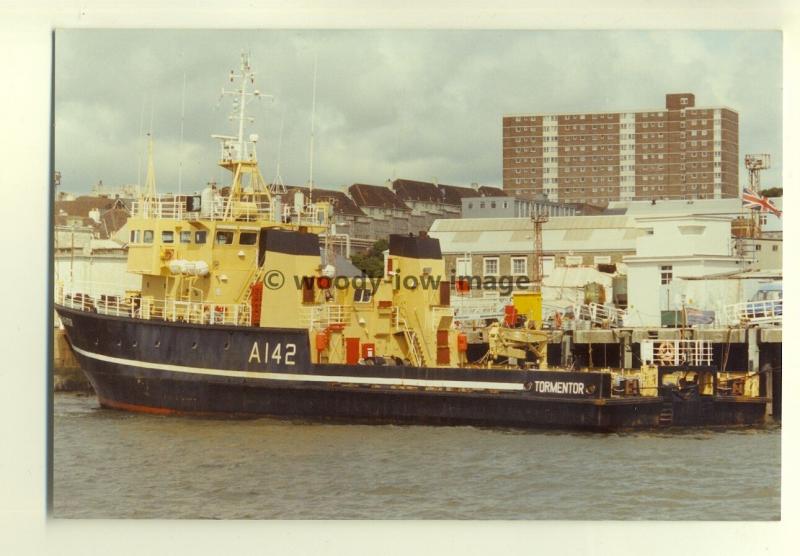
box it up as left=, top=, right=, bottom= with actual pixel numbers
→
left=248, top=341, right=297, bottom=366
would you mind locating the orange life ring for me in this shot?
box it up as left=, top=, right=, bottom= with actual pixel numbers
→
left=163, top=249, right=174, bottom=261
left=657, top=342, right=676, bottom=365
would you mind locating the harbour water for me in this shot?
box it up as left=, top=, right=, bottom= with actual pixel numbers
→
left=53, top=392, right=780, bottom=520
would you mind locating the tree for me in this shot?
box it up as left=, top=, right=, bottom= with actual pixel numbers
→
left=760, top=187, right=783, bottom=198
left=351, top=238, right=389, bottom=277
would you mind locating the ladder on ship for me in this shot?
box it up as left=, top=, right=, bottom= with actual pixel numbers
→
left=736, top=237, right=758, bottom=262
left=394, top=308, right=426, bottom=367
left=242, top=265, right=269, bottom=303
left=235, top=265, right=270, bottom=326
left=658, top=402, right=674, bottom=426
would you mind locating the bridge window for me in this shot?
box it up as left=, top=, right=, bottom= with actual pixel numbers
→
left=143, top=230, right=154, bottom=244
left=129, top=230, right=140, bottom=243
left=162, top=231, right=174, bottom=243
left=195, top=231, right=207, bottom=244
left=239, top=232, right=257, bottom=245
left=180, top=231, right=191, bottom=243
left=215, top=231, right=234, bottom=245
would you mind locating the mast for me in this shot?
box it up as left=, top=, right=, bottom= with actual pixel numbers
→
left=745, top=153, right=771, bottom=238
left=531, top=207, right=548, bottom=294
left=142, top=133, right=157, bottom=217
left=270, top=111, right=287, bottom=195
left=213, top=52, right=272, bottom=216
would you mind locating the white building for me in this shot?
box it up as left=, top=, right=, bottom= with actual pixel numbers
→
left=623, top=215, right=746, bottom=326
left=607, top=197, right=783, bottom=236
left=429, top=215, right=644, bottom=281
left=54, top=228, right=139, bottom=295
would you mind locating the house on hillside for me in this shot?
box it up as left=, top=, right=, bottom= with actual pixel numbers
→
left=286, top=186, right=374, bottom=253
left=55, top=195, right=130, bottom=240
left=390, top=178, right=476, bottom=232
left=436, top=183, right=476, bottom=216
left=476, top=185, right=506, bottom=197
left=348, top=183, right=412, bottom=237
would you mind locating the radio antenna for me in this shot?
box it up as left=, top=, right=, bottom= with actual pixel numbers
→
left=136, top=94, right=145, bottom=197
left=270, top=110, right=287, bottom=194
left=178, top=71, right=186, bottom=196
left=308, top=52, right=318, bottom=203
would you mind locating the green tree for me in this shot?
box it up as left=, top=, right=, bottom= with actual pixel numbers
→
left=761, top=187, right=783, bottom=198
left=351, top=239, right=389, bottom=277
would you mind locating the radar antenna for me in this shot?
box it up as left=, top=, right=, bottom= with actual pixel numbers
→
left=211, top=52, right=274, bottom=213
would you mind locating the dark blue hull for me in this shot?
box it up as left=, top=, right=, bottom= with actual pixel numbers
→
left=54, top=305, right=767, bottom=430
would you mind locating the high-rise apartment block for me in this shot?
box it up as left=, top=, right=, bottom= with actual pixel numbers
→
left=502, top=93, right=739, bottom=203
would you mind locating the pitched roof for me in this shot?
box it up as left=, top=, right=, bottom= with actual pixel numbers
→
left=287, top=186, right=366, bottom=217
left=55, top=196, right=121, bottom=217
left=429, top=216, right=642, bottom=255
left=477, top=186, right=506, bottom=197
left=391, top=179, right=441, bottom=203
left=349, top=183, right=410, bottom=211
left=99, top=207, right=130, bottom=236
left=437, top=183, right=476, bottom=206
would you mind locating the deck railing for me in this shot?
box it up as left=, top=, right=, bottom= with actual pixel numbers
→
left=55, top=281, right=251, bottom=326
left=451, top=296, right=511, bottom=323
left=724, top=299, right=782, bottom=326
left=130, top=195, right=328, bottom=226
left=131, top=197, right=274, bottom=222
left=573, top=302, right=626, bottom=327
left=300, top=304, right=352, bottom=329
left=640, top=339, right=714, bottom=367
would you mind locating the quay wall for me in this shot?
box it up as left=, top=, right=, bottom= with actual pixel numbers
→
left=53, top=327, right=93, bottom=392
left=546, top=325, right=781, bottom=419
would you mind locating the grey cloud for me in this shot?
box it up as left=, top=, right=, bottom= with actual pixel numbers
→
left=55, top=30, right=782, bottom=195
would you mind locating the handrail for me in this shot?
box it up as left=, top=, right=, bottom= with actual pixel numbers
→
left=640, top=339, right=714, bottom=366
left=725, top=299, right=782, bottom=326
left=409, top=304, right=434, bottom=365
left=573, top=302, right=626, bottom=327
left=131, top=195, right=328, bottom=227
left=395, top=304, right=427, bottom=367
left=451, top=296, right=511, bottom=323
left=300, top=304, right=352, bottom=329
left=56, top=281, right=250, bottom=326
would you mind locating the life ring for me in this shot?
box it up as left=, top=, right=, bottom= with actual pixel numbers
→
left=211, top=305, right=225, bottom=323
left=657, top=342, right=676, bottom=365
left=163, top=249, right=174, bottom=261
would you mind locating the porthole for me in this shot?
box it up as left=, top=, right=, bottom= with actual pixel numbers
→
left=224, top=340, right=230, bottom=350
left=132, top=340, right=138, bottom=348
left=94, top=338, right=99, bottom=346
left=155, top=340, right=161, bottom=348
left=116, top=340, right=122, bottom=347
left=191, top=342, right=198, bottom=350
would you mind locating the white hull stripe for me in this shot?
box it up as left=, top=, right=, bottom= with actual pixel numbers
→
left=71, top=346, right=526, bottom=392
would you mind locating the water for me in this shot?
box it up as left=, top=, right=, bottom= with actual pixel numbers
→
left=52, top=392, right=780, bottom=520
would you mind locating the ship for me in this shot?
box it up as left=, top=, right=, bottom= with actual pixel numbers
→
left=54, top=54, right=769, bottom=430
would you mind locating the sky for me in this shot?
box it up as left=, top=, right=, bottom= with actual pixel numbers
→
left=54, top=29, right=783, bottom=195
